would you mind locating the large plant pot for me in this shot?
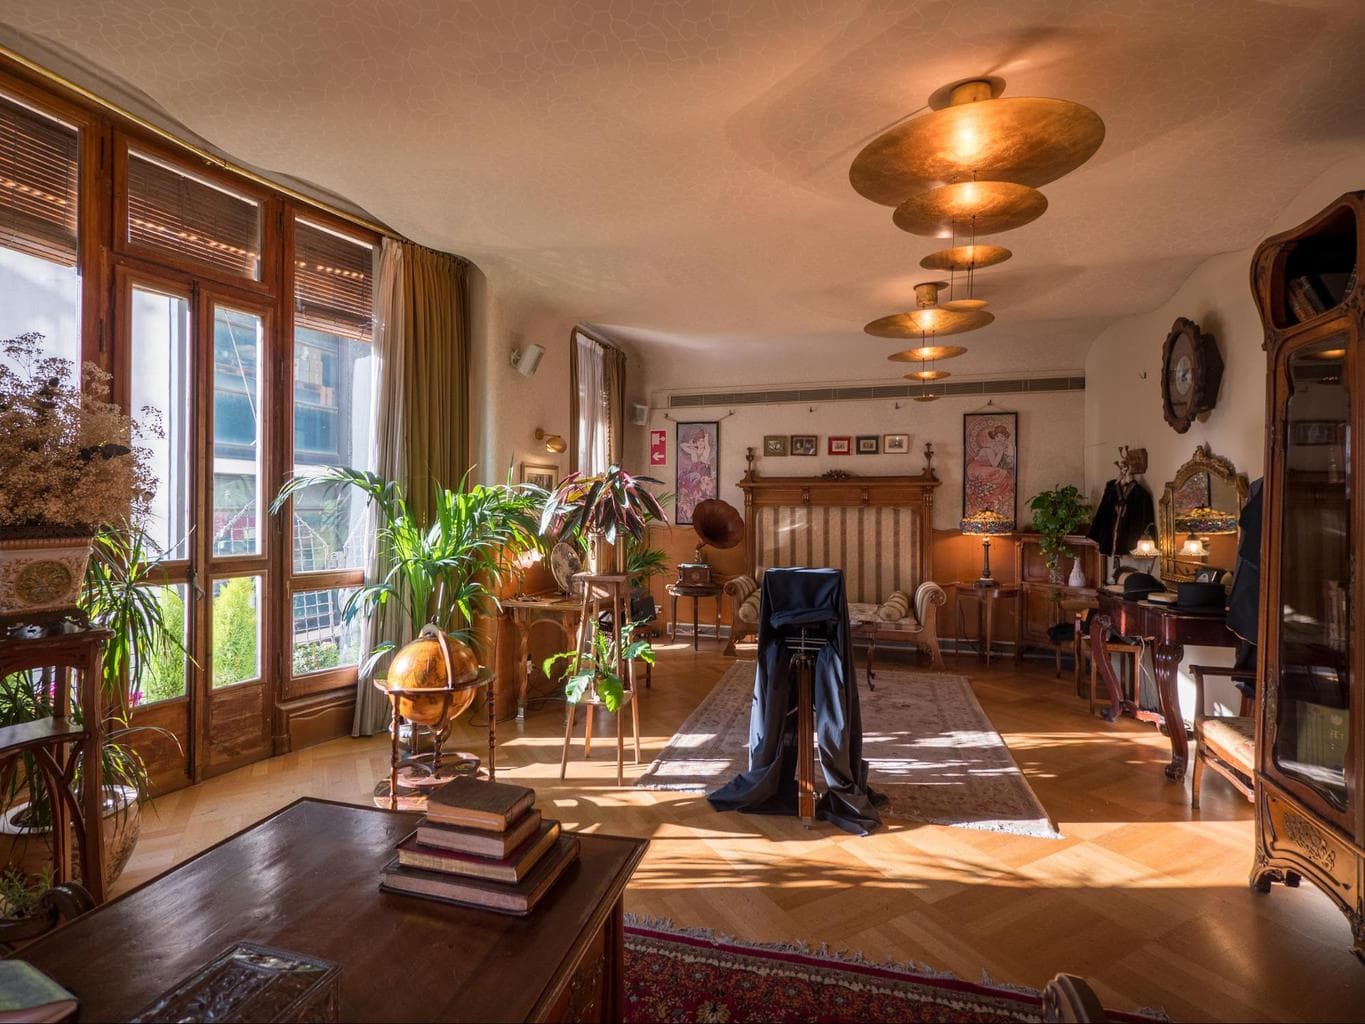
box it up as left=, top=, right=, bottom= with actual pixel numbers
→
left=0, top=531, right=95, bottom=622
left=586, top=534, right=626, bottom=575
left=0, top=786, right=142, bottom=890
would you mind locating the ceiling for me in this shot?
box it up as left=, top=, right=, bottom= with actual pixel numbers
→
left=4, top=1, right=1364, bottom=385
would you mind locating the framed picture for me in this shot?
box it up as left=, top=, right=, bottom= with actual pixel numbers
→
left=519, top=461, right=558, bottom=491
left=791, top=434, right=818, bottom=456
left=1173, top=470, right=1211, bottom=511
left=962, top=411, right=1018, bottom=523
left=763, top=435, right=789, bottom=457
left=1291, top=420, right=1347, bottom=447
left=883, top=433, right=909, bottom=454
left=649, top=429, right=667, bottom=466
left=828, top=435, right=852, bottom=456
left=855, top=435, right=879, bottom=455
left=676, top=421, right=719, bottom=524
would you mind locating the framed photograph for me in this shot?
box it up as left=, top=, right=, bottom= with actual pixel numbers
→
left=676, top=421, right=719, bottom=525
left=790, top=434, right=818, bottom=456
left=855, top=435, right=880, bottom=455
left=763, top=434, right=789, bottom=457
left=883, top=433, right=909, bottom=454
left=649, top=428, right=667, bottom=466
left=1291, top=420, right=1347, bottom=447
left=828, top=435, right=852, bottom=456
left=519, top=461, right=558, bottom=491
left=962, top=411, right=1018, bottom=523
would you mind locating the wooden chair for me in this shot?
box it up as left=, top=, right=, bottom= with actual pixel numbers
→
left=1089, top=635, right=1141, bottom=717
left=1189, top=664, right=1256, bottom=808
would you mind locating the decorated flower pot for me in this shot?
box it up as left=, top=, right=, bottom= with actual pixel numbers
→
left=0, top=531, right=95, bottom=623
left=0, top=785, right=142, bottom=890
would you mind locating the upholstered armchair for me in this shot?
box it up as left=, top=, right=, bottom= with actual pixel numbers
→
left=723, top=574, right=946, bottom=671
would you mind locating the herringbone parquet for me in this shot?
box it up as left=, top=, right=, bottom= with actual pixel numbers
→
left=116, top=644, right=1365, bottom=1022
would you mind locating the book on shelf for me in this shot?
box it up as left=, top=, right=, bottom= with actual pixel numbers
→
left=397, top=819, right=561, bottom=884
left=0, top=961, right=77, bottom=1024
left=425, top=776, right=535, bottom=832
left=415, top=807, right=543, bottom=859
left=381, top=834, right=581, bottom=916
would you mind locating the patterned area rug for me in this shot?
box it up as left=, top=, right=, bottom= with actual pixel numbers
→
left=624, top=920, right=1164, bottom=1023
left=637, top=661, right=1060, bottom=838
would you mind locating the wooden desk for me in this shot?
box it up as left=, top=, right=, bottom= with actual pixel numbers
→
left=22, top=799, right=648, bottom=1023
left=949, top=582, right=1019, bottom=667
left=1093, top=590, right=1236, bottom=782
left=503, top=593, right=584, bottom=719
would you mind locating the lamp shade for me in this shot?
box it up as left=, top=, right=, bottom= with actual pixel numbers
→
left=1180, top=535, right=1208, bottom=558
left=1174, top=506, right=1238, bottom=535
left=1131, top=536, right=1159, bottom=558
left=960, top=510, right=1014, bottom=535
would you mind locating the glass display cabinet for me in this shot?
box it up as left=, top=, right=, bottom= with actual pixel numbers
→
left=1250, top=191, right=1363, bottom=959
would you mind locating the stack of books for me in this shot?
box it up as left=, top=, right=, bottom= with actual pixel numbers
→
left=380, top=777, right=579, bottom=916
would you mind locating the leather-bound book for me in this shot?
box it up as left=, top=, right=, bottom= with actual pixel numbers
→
left=425, top=777, right=535, bottom=832
left=380, top=835, right=580, bottom=916
left=0, top=961, right=77, bottom=1023
left=397, top=820, right=561, bottom=883
left=414, top=808, right=542, bottom=859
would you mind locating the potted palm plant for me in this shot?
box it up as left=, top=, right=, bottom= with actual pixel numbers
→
left=0, top=525, right=183, bottom=890
left=0, top=333, right=157, bottom=623
left=1027, top=485, right=1092, bottom=583
left=272, top=469, right=542, bottom=676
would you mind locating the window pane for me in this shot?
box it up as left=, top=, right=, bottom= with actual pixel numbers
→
left=292, top=327, right=374, bottom=572
left=291, top=587, right=360, bottom=675
left=127, top=150, right=260, bottom=280
left=212, top=575, right=260, bottom=687
left=212, top=306, right=263, bottom=557
left=1, top=95, right=80, bottom=368
left=130, top=287, right=191, bottom=560
left=131, top=584, right=188, bottom=705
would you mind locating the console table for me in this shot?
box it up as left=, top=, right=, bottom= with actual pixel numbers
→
left=503, top=593, right=584, bottom=719
left=22, top=798, right=648, bottom=1022
left=1093, top=590, right=1236, bottom=782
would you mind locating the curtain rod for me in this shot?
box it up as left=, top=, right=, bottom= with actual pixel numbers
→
left=1, top=43, right=396, bottom=240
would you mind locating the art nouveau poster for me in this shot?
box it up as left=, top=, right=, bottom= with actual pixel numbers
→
left=962, top=412, right=1018, bottom=524
left=675, top=421, right=719, bottom=524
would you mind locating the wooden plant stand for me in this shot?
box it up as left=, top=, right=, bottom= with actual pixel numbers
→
left=559, top=574, right=640, bottom=787
left=0, top=623, right=110, bottom=904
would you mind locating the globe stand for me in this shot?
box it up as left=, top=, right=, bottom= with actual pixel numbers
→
left=371, top=667, right=492, bottom=812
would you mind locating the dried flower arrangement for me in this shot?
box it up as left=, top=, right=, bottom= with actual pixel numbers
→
left=0, top=333, right=158, bottom=537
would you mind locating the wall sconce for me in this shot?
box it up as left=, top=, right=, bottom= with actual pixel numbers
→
left=534, top=428, right=567, bottom=454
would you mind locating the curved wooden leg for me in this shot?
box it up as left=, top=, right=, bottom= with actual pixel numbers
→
left=1191, top=748, right=1204, bottom=809
left=1153, top=643, right=1189, bottom=781
left=1089, top=615, right=1123, bottom=722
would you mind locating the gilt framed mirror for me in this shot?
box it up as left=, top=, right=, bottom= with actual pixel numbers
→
left=1158, top=443, right=1249, bottom=583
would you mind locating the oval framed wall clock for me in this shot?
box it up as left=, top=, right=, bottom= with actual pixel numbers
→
left=1161, top=316, right=1223, bottom=433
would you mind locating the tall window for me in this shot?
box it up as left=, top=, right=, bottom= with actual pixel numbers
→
left=0, top=92, right=80, bottom=365
left=288, top=219, right=375, bottom=676
left=573, top=330, right=609, bottom=474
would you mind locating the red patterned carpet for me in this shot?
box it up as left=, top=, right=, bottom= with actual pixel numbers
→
left=624, top=923, right=1163, bottom=1023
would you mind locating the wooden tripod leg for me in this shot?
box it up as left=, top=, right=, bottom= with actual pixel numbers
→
left=584, top=703, right=594, bottom=758
left=797, top=660, right=816, bottom=823
left=389, top=699, right=401, bottom=811
left=559, top=702, right=576, bottom=780
left=616, top=693, right=625, bottom=787
left=628, top=659, right=641, bottom=764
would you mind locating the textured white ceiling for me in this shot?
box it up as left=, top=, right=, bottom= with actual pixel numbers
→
left=4, top=1, right=1364, bottom=382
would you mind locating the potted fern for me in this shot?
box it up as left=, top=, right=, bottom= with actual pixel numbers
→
left=1027, top=485, right=1092, bottom=584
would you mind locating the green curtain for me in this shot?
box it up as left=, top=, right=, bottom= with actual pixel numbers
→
left=353, top=237, right=471, bottom=736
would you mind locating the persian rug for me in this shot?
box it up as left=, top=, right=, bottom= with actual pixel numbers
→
left=637, top=661, right=1060, bottom=838
left=623, top=920, right=1166, bottom=1023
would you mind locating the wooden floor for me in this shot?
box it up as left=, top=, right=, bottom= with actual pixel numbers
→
left=116, top=642, right=1365, bottom=1022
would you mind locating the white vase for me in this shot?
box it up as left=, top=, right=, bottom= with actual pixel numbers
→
left=1067, top=557, right=1086, bottom=589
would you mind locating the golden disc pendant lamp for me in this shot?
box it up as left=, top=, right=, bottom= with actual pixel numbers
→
left=849, top=78, right=1106, bottom=207
left=923, top=243, right=1011, bottom=312
left=863, top=281, right=994, bottom=338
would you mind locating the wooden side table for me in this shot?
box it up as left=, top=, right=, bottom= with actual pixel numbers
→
left=502, top=593, right=584, bottom=719
left=949, top=582, right=1020, bottom=667
left=666, top=581, right=723, bottom=650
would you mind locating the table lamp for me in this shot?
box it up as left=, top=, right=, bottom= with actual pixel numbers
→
left=960, top=510, right=1014, bottom=586
left=1130, top=526, right=1159, bottom=571
left=1174, top=506, right=1237, bottom=563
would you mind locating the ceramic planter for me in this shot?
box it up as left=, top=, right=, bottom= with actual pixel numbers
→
left=0, top=532, right=95, bottom=622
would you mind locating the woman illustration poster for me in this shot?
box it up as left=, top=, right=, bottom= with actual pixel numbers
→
left=963, top=413, right=1018, bottom=523
left=676, top=421, right=719, bottom=524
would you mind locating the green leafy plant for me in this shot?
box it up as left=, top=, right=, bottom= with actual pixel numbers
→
left=626, top=538, right=669, bottom=590
left=539, top=466, right=667, bottom=545
left=542, top=618, right=655, bottom=712
left=1027, top=485, right=1092, bottom=570
left=272, top=468, right=542, bottom=677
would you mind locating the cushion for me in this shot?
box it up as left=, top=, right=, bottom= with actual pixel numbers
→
left=737, top=591, right=761, bottom=624
left=877, top=591, right=911, bottom=622
left=1198, top=716, right=1255, bottom=770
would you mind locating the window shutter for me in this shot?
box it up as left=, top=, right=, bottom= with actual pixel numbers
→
left=0, top=94, right=78, bottom=267
left=294, top=220, right=373, bottom=341
left=127, top=150, right=261, bottom=279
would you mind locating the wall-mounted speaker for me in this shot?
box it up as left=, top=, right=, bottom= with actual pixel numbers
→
left=511, top=343, right=545, bottom=377
left=630, top=403, right=649, bottom=425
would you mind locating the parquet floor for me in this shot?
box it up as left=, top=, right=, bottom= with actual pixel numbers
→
left=116, top=643, right=1365, bottom=1022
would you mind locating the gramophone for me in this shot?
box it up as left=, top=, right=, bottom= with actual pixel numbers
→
left=679, top=499, right=744, bottom=586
